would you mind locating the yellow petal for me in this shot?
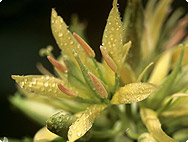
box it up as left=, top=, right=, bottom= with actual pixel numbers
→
left=68, top=104, right=107, bottom=142
left=34, top=127, right=58, bottom=142
left=102, top=0, right=124, bottom=69
left=111, top=82, right=158, bottom=104
left=11, top=75, right=74, bottom=99
left=140, top=108, right=176, bottom=142
left=149, top=50, right=172, bottom=84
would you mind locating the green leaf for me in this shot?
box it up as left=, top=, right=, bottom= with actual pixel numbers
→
left=123, top=0, right=144, bottom=71
left=9, top=93, right=60, bottom=125
left=172, top=128, right=188, bottom=142
left=65, top=59, right=87, bottom=89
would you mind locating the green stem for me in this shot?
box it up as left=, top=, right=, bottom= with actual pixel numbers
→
left=112, top=73, right=119, bottom=96
left=91, top=57, right=106, bottom=84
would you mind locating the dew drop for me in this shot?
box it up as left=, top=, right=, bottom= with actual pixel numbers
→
left=46, top=76, right=50, bottom=80
left=70, top=41, right=74, bottom=45
left=44, top=82, right=49, bottom=87
left=77, top=133, right=81, bottom=137
left=58, top=32, right=63, bottom=37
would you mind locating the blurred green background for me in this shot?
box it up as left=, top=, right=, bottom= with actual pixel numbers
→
left=0, top=0, right=187, bottom=139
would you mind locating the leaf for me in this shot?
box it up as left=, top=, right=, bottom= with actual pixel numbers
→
left=123, top=0, right=144, bottom=70
left=9, top=93, right=60, bottom=125
left=102, top=0, right=123, bottom=69
left=138, top=133, right=158, bottom=142
left=119, top=63, right=136, bottom=84
left=11, top=75, right=74, bottom=99
left=161, top=93, right=188, bottom=117
left=51, top=9, right=96, bottom=75
left=172, top=128, right=188, bottom=142
left=141, top=0, right=172, bottom=58
left=157, top=8, right=184, bottom=50
left=148, top=48, right=183, bottom=108
left=148, top=50, right=172, bottom=84
left=68, top=104, right=107, bottom=142
left=65, top=59, right=87, bottom=89
left=111, top=82, right=159, bottom=104
left=140, top=108, right=176, bottom=142
left=33, top=127, right=58, bottom=142
left=172, top=44, right=188, bottom=67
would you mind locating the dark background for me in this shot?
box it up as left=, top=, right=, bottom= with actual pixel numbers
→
left=0, top=0, right=187, bottom=139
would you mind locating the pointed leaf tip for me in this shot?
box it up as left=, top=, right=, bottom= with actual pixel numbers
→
left=11, top=75, right=16, bottom=79
left=113, top=0, right=118, bottom=7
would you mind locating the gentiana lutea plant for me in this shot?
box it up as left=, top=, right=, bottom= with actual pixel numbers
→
left=11, top=0, right=188, bottom=142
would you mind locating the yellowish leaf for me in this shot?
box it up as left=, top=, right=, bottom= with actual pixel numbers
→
left=111, top=82, right=158, bottom=104
left=142, top=0, right=172, bottom=57
left=102, top=61, right=116, bottom=93
left=149, top=50, right=172, bottom=84
left=102, top=0, right=123, bottom=69
left=118, top=63, right=136, bottom=84
left=172, top=44, right=188, bottom=67
left=137, top=62, right=154, bottom=82
left=140, top=108, right=176, bottom=142
left=34, top=127, right=58, bottom=142
left=11, top=75, right=74, bottom=99
left=161, top=93, right=188, bottom=117
left=138, top=133, right=158, bottom=142
left=51, top=9, right=97, bottom=75
left=68, top=104, right=107, bottom=142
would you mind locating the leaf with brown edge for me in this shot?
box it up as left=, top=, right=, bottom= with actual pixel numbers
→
left=140, top=108, right=176, bottom=142
left=111, top=82, right=159, bottom=104
left=68, top=104, right=107, bottom=142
